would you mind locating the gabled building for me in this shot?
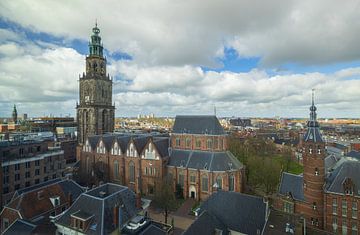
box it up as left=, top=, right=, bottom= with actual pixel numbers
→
left=277, top=92, right=360, bottom=234
left=167, top=115, right=244, bottom=200
left=80, top=133, right=170, bottom=195
left=0, top=179, right=84, bottom=233
left=184, top=191, right=268, bottom=235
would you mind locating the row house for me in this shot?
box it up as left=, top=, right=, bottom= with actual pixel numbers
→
left=80, top=133, right=169, bottom=196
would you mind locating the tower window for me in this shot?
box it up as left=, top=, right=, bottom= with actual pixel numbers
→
left=318, top=149, right=321, bottom=154
left=315, top=168, right=319, bottom=176
left=175, top=138, right=181, bottom=147
left=309, top=148, right=312, bottom=154
left=313, top=202, right=317, bottom=210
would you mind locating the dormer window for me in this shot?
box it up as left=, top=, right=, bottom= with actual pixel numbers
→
left=71, top=210, right=94, bottom=231
left=84, top=140, right=91, bottom=152
left=97, top=141, right=105, bottom=154
left=343, top=178, right=354, bottom=195
left=315, top=168, right=319, bottom=176
left=127, top=143, right=137, bottom=157
left=50, top=196, right=60, bottom=207
left=112, top=142, right=119, bottom=155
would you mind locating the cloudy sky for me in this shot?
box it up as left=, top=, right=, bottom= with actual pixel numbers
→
left=1, top=0, right=360, bottom=118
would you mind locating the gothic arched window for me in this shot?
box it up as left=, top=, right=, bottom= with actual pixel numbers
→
left=207, top=139, right=213, bottom=150
left=229, top=174, right=235, bottom=191
left=114, top=160, right=119, bottom=179
left=216, top=176, right=222, bottom=190
left=102, top=110, right=107, bottom=131
left=201, top=175, right=208, bottom=192
left=129, top=161, right=135, bottom=183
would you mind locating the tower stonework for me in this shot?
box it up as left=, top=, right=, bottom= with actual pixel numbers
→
left=77, top=23, right=115, bottom=144
left=302, top=90, right=325, bottom=229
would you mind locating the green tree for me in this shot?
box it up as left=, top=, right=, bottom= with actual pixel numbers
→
left=154, top=176, right=177, bottom=224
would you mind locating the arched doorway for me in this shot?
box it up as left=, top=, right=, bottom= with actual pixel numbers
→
left=189, top=185, right=196, bottom=199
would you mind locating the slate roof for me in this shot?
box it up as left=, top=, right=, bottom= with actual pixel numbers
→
left=13, top=178, right=62, bottom=198
left=168, top=149, right=243, bottom=171
left=326, top=160, right=360, bottom=195
left=346, top=150, right=360, bottom=160
left=2, top=219, right=36, bottom=235
left=133, top=136, right=151, bottom=154
left=183, top=211, right=225, bottom=235
left=325, top=155, right=339, bottom=172
left=88, top=135, right=101, bottom=149
left=303, top=127, right=323, bottom=143
left=278, top=172, right=304, bottom=201
left=326, top=146, right=344, bottom=156
left=6, top=179, right=84, bottom=220
left=139, top=224, right=168, bottom=235
left=172, top=115, right=225, bottom=135
left=56, top=183, right=138, bottom=235
left=184, top=191, right=267, bottom=235
left=153, top=137, right=169, bottom=158
left=116, top=135, right=132, bottom=153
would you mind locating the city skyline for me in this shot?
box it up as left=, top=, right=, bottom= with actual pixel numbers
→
left=1, top=1, right=360, bottom=118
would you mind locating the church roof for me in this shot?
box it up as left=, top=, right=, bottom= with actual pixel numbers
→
left=172, top=115, right=225, bottom=135
left=168, top=149, right=243, bottom=171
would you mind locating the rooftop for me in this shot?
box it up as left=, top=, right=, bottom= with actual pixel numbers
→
left=278, top=172, right=304, bottom=201
left=172, top=115, right=225, bottom=135
left=184, top=191, right=267, bottom=235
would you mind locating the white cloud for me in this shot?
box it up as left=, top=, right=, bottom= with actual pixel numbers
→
left=1, top=1, right=360, bottom=117
left=2, top=0, right=360, bottom=67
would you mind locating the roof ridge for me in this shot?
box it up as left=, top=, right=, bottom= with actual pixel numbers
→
left=209, top=152, right=215, bottom=170
left=186, top=151, right=193, bottom=167
left=282, top=171, right=302, bottom=177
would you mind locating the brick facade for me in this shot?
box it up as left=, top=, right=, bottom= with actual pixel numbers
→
left=0, top=141, right=66, bottom=207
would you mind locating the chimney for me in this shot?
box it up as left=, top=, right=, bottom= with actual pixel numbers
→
left=113, top=205, right=119, bottom=227
left=136, top=193, right=142, bottom=209
left=68, top=193, right=73, bottom=206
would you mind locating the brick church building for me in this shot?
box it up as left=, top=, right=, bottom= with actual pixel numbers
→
left=76, top=24, right=244, bottom=201
left=277, top=92, right=360, bottom=234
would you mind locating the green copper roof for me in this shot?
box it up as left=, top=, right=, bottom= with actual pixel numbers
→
left=89, top=22, right=103, bottom=57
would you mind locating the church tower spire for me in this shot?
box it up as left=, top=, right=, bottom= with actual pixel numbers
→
left=77, top=23, right=115, bottom=144
left=302, top=89, right=325, bottom=229
left=12, top=104, right=17, bottom=123
left=89, top=22, right=103, bottom=57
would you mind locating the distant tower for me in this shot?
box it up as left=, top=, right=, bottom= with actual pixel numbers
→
left=12, top=105, right=17, bottom=123
left=76, top=23, right=115, bottom=144
left=302, top=90, right=325, bottom=228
